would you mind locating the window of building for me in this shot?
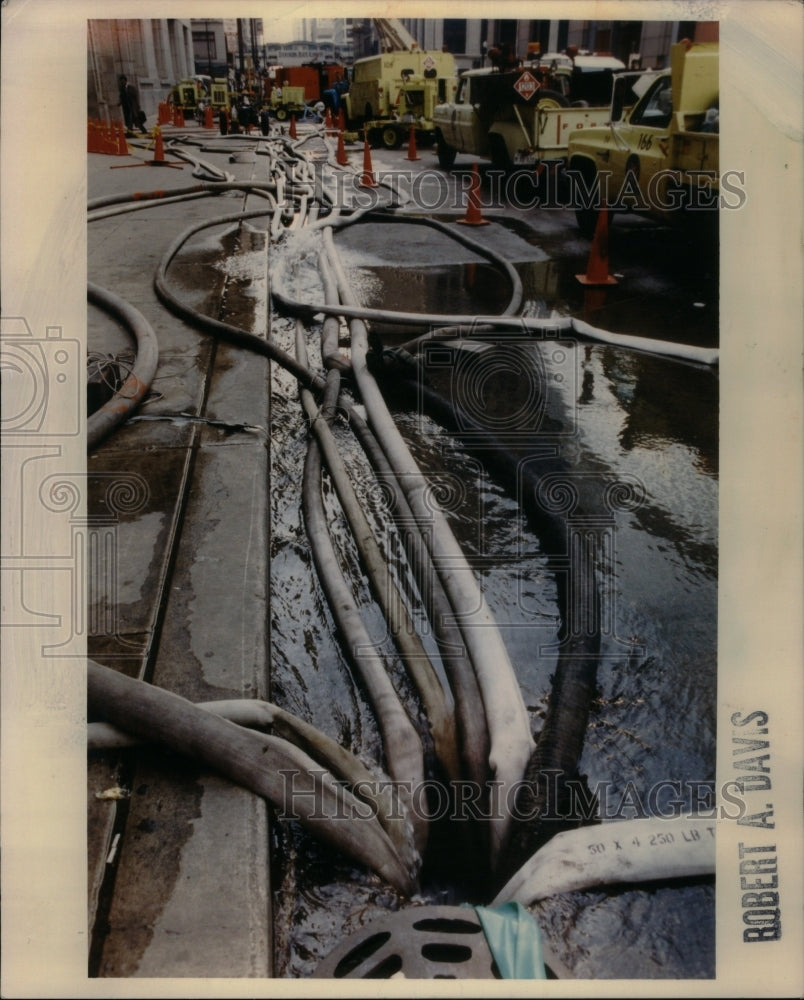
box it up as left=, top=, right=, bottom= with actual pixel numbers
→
left=193, top=31, right=218, bottom=64
left=443, top=19, right=466, bottom=54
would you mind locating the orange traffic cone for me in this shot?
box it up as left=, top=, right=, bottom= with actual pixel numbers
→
left=325, top=107, right=333, bottom=130
left=457, top=163, right=489, bottom=226
left=152, top=126, right=167, bottom=163
left=336, top=129, right=349, bottom=166
left=576, top=209, right=618, bottom=286
left=338, top=107, right=346, bottom=131
left=89, top=120, right=106, bottom=154
left=405, top=124, right=420, bottom=161
left=359, top=139, right=377, bottom=187
left=204, top=105, right=214, bottom=129
left=289, top=113, right=297, bottom=139
left=115, top=120, right=129, bottom=156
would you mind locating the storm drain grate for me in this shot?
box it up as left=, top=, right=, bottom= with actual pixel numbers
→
left=313, top=906, right=501, bottom=979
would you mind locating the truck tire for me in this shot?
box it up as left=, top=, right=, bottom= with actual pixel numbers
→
left=435, top=130, right=457, bottom=169
left=381, top=125, right=403, bottom=150
left=569, top=157, right=600, bottom=238
left=275, top=107, right=288, bottom=121
left=489, top=133, right=513, bottom=170
left=535, top=89, right=571, bottom=110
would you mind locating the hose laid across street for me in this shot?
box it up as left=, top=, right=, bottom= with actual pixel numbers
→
left=86, top=282, right=160, bottom=451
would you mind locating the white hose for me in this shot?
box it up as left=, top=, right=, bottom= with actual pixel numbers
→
left=323, top=226, right=535, bottom=866
left=86, top=283, right=159, bottom=451
left=491, top=815, right=716, bottom=906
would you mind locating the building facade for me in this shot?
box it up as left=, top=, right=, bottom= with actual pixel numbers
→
left=87, top=18, right=195, bottom=122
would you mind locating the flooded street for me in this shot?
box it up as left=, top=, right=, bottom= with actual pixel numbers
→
left=5, top=9, right=802, bottom=997
left=267, top=206, right=718, bottom=977
left=81, top=114, right=721, bottom=980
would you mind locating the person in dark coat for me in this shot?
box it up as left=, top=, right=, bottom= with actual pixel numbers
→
left=120, top=75, right=147, bottom=134
left=119, top=75, right=133, bottom=130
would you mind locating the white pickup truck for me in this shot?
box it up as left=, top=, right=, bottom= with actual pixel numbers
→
left=433, top=55, right=625, bottom=170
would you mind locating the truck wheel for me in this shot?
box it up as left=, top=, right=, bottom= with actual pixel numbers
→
left=275, top=107, right=288, bottom=121
left=569, top=158, right=600, bottom=237
left=435, top=130, right=457, bottom=169
left=381, top=125, right=403, bottom=150
left=489, top=133, right=512, bottom=170
left=536, top=89, right=571, bottom=110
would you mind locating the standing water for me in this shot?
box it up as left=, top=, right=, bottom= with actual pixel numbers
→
left=267, top=217, right=717, bottom=978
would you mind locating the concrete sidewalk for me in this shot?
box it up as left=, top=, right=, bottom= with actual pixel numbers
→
left=87, top=123, right=273, bottom=977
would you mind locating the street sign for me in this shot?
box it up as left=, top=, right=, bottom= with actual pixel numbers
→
left=513, top=70, right=541, bottom=100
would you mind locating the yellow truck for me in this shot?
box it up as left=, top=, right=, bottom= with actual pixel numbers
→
left=566, top=41, right=719, bottom=234
left=344, top=47, right=458, bottom=148
left=172, top=75, right=230, bottom=119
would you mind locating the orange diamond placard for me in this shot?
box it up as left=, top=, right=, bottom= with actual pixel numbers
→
left=513, top=70, right=540, bottom=100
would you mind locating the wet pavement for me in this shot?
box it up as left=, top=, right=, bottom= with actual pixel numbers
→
left=87, top=117, right=718, bottom=980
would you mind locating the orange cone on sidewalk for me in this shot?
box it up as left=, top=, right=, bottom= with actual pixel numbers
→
left=457, top=163, right=489, bottom=226
left=336, top=129, right=349, bottom=166
left=325, top=107, right=333, bottom=130
left=101, top=121, right=114, bottom=154
left=289, top=113, right=297, bottom=139
left=359, top=139, right=377, bottom=187
left=204, top=105, right=214, bottom=129
left=576, top=209, right=618, bottom=286
left=115, top=120, right=129, bottom=156
left=405, top=125, right=420, bottom=162
left=152, top=126, right=167, bottom=163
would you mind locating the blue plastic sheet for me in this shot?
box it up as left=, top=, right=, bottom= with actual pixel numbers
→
left=474, top=901, right=546, bottom=979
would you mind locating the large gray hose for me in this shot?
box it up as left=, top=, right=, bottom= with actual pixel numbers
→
left=296, top=338, right=427, bottom=858
left=322, top=226, right=535, bottom=867
left=313, top=254, right=492, bottom=797
left=88, top=697, right=418, bottom=876
left=86, top=282, right=159, bottom=451
left=271, top=289, right=719, bottom=365
left=87, top=659, right=416, bottom=894
left=296, top=322, right=460, bottom=784
left=491, top=815, right=716, bottom=906
left=271, top=216, right=717, bottom=368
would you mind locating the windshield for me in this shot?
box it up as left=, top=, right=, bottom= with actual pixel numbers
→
left=630, top=75, right=673, bottom=128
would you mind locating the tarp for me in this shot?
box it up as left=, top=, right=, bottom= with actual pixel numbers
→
left=474, top=901, right=547, bottom=979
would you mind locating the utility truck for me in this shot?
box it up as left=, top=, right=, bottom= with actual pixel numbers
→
left=172, top=75, right=230, bottom=118
left=566, top=40, right=720, bottom=234
left=432, top=53, right=626, bottom=170
left=343, top=18, right=458, bottom=148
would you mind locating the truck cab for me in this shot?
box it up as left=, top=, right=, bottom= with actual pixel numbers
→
left=566, top=41, right=719, bottom=233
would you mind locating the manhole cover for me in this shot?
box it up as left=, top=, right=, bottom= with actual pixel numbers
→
left=313, top=905, right=501, bottom=979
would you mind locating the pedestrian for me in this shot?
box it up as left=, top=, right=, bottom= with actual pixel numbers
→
left=122, top=76, right=147, bottom=134
left=119, top=75, right=133, bottom=131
